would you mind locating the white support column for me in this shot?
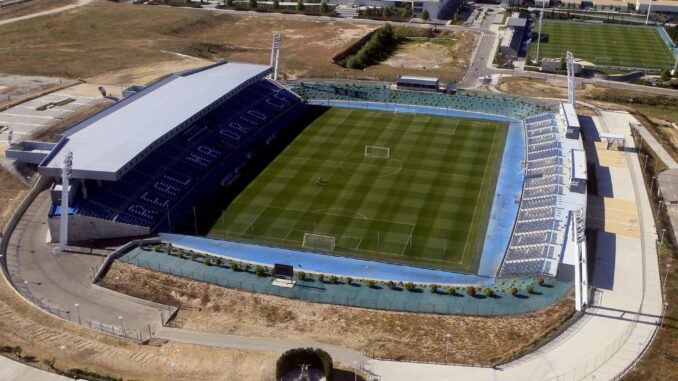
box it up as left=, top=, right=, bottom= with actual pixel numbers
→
left=59, top=151, right=73, bottom=252
left=535, top=5, right=544, bottom=64
left=645, top=0, right=652, bottom=26
left=566, top=51, right=576, bottom=107
left=580, top=239, right=589, bottom=307
left=573, top=216, right=582, bottom=311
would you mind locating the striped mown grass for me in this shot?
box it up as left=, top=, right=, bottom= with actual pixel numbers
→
left=207, top=107, right=507, bottom=272
left=529, top=22, right=674, bottom=69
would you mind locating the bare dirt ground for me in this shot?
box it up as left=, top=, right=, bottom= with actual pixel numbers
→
left=0, top=73, right=69, bottom=109
left=0, top=2, right=474, bottom=85
left=100, top=261, right=576, bottom=365
left=0, top=0, right=75, bottom=21
left=0, top=168, right=29, bottom=229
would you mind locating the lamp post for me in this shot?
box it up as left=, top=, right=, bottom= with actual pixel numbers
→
left=118, top=315, right=124, bottom=336
left=662, top=263, right=671, bottom=293
left=445, top=333, right=452, bottom=363
left=661, top=302, right=669, bottom=327
left=650, top=176, right=657, bottom=196
left=352, top=360, right=359, bottom=381
left=74, top=303, right=81, bottom=325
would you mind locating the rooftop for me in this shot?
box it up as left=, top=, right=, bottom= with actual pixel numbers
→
left=39, top=62, right=272, bottom=181
left=506, top=17, right=527, bottom=28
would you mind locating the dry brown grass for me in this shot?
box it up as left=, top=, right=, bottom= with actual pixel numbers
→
left=0, top=2, right=474, bottom=84
left=100, top=261, right=575, bottom=365
left=0, top=168, right=29, bottom=230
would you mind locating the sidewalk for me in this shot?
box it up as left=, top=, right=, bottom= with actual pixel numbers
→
left=632, top=120, right=678, bottom=169
left=0, top=355, right=68, bottom=381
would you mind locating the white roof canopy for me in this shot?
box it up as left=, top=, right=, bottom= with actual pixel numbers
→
left=40, top=62, right=271, bottom=181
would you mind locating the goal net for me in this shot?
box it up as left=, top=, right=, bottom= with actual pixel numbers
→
left=364, top=146, right=390, bottom=158
left=302, top=233, right=336, bottom=251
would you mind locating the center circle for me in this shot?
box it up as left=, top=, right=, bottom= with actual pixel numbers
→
left=340, top=155, right=402, bottom=178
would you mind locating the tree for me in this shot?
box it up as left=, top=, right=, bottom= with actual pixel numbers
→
left=511, top=287, right=518, bottom=297
left=203, top=257, right=211, bottom=266
left=272, top=0, right=279, bottom=9
left=255, top=265, right=266, bottom=277
left=446, top=286, right=456, bottom=295
left=387, top=280, right=397, bottom=289
left=483, top=288, right=494, bottom=297
left=297, top=271, right=306, bottom=281
left=320, top=1, right=328, bottom=13
left=346, top=276, right=353, bottom=285
left=535, top=277, right=545, bottom=286
left=296, top=0, right=304, bottom=11
left=366, top=279, right=376, bottom=288
left=401, top=7, right=410, bottom=18
left=421, top=9, right=430, bottom=21
left=248, top=0, right=257, bottom=8
left=466, top=285, right=476, bottom=297
left=661, top=68, right=671, bottom=82
left=329, top=275, right=338, bottom=284
left=526, top=284, right=534, bottom=294
left=215, top=257, right=223, bottom=267
left=230, top=261, right=239, bottom=271
left=559, top=56, right=567, bottom=71
left=318, top=273, right=325, bottom=283
left=382, top=6, right=391, bottom=18
left=430, top=284, right=438, bottom=293
left=225, top=0, right=234, bottom=6
left=404, top=282, right=416, bottom=292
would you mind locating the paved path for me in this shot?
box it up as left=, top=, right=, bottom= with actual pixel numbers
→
left=0, top=354, right=69, bottom=381
left=155, top=327, right=368, bottom=365
left=5, top=191, right=168, bottom=339
left=0, top=0, right=92, bottom=26
left=632, top=121, right=678, bottom=169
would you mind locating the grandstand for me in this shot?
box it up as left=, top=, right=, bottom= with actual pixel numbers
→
left=498, top=103, right=587, bottom=278
left=37, top=62, right=303, bottom=241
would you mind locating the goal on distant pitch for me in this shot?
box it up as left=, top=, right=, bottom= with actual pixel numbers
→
left=302, top=233, right=336, bottom=251
left=364, top=146, right=390, bottom=158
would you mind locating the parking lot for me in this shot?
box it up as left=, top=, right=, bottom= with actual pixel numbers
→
left=0, top=83, right=122, bottom=147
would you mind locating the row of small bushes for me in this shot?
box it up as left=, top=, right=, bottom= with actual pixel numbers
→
left=141, top=242, right=548, bottom=297
left=339, top=24, right=398, bottom=69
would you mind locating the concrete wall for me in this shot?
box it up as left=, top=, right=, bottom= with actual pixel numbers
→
left=48, top=214, right=150, bottom=243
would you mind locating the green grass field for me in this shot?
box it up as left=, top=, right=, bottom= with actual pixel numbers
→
left=530, top=22, right=675, bottom=69
left=207, top=107, right=507, bottom=272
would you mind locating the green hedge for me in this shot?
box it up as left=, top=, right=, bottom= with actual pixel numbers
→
left=341, top=24, right=397, bottom=69
left=276, top=347, right=333, bottom=380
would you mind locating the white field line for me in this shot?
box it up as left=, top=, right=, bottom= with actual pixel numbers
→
left=459, top=127, right=497, bottom=265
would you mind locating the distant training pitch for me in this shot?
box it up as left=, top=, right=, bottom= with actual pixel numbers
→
left=208, top=107, right=507, bottom=272
left=530, top=22, right=675, bottom=69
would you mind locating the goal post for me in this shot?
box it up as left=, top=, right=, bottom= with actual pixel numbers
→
left=302, top=233, right=336, bottom=251
left=364, top=146, right=390, bottom=159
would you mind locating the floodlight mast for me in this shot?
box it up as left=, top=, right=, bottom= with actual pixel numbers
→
left=535, top=3, right=545, bottom=64
left=645, top=0, right=652, bottom=26
left=59, top=150, right=73, bottom=252
left=269, top=32, right=282, bottom=81
left=566, top=51, right=576, bottom=107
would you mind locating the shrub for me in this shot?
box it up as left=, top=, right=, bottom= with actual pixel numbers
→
left=225, top=0, right=234, bottom=5
left=346, top=276, right=353, bottom=285
left=166, top=244, right=173, bottom=253
left=320, top=1, right=328, bottom=13
left=244, top=264, right=251, bottom=273
left=215, top=257, right=223, bottom=267
left=191, top=253, right=198, bottom=260
left=511, top=287, right=518, bottom=296
left=318, top=273, right=325, bottom=283
left=387, top=280, right=396, bottom=289
left=404, top=282, right=415, bottom=292
left=296, top=0, right=304, bottom=11
left=138, top=242, right=145, bottom=250
left=483, top=288, right=494, bottom=297
left=12, top=346, right=22, bottom=357
left=255, top=265, right=266, bottom=277
left=276, top=348, right=333, bottom=380
left=272, top=0, right=279, bottom=8
left=430, top=284, right=439, bottom=293
left=203, top=257, right=211, bottom=266
left=421, top=9, right=429, bottom=21
left=382, top=6, right=391, bottom=17
left=329, top=275, right=338, bottom=284
left=526, top=284, right=534, bottom=294
left=535, top=277, right=545, bottom=286
left=230, top=262, right=239, bottom=271
left=446, top=286, right=456, bottom=295
left=297, top=271, right=306, bottom=281
left=248, top=0, right=257, bottom=8
left=343, top=24, right=397, bottom=69
left=466, top=286, right=476, bottom=297
left=153, top=245, right=161, bottom=252
left=178, top=250, right=184, bottom=259
left=366, top=279, right=376, bottom=288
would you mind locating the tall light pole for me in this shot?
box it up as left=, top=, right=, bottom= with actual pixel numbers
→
left=645, top=0, right=652, bottom=26
left=661, top=302, right=669, bottom=327
left=535, top=3, right=545, bottom=64
left=118, top=315, right=124, bottom=336
left=662, top=263, right=671, bottom=293
left=74, top=303, right=81, bottom=325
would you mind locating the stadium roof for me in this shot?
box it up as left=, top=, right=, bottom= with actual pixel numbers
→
left=39, top=62, right=272, bottom=181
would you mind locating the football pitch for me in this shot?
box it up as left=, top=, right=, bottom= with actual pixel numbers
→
left=530, top=22, right=675, bottom=69
left=207, top=107, right=507, bottom=272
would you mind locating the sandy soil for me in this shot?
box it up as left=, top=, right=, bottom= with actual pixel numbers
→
left=0, top=0, right=76, bottom=21
left=101, top=261, right=576, bottom=365
left=0, top=168, right=29, bottom=229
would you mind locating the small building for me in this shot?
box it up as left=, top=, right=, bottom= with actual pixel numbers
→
left=570, top=149, right=587, bottom=193
left=395, top=75, right=440, bottom=92
left=541, top=57, right=594, bottom=74
left=635, top=0, right=678, bottom=14
left=561, top=102, right=581, bottom=139
left=499, top=17, right=527, bottom=59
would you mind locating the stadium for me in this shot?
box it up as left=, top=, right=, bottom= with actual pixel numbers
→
left=6, top=60, right=588, bottom=298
